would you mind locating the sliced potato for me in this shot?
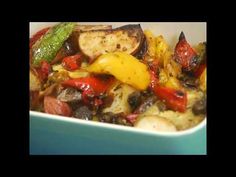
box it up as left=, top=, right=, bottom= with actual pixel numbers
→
left=158, top=109, right=204, bottom=130
left=134, top=116, right=177, bottom=132
left=138, top=104, right=160, bottom=117
left=135, top=90, right=205, bottom=131
left=186, top=89, right=204, bottom=108
left=103, top=82, right=136, bottom=114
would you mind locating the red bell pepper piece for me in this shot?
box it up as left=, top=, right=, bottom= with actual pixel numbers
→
left=62, top=76, right=114, bottom=96
left=146, top=59, right=160, bottom=89
left=81, top=90, right=103, bottom=106
left=36, top=61, right=51, bottom=81
left=174, top=32, right=199, bottom=71
left=62, top=54, right=82, bottom=71
left=194, top=63, right=206, bottom=78
left=148, top=59, right=159, bottom=74
left=148, top=69, right=187, bottom=112
left=81, top=89, right=95, bottom=104
left=152, top=86, right=187, bottom=112
left=149, top=70, right=159, bottom=90
left=94, top=98, right=103, bottom=107
left=62, top=76, right=114, bottom=105
left=30, top=27, right=50, bottom=48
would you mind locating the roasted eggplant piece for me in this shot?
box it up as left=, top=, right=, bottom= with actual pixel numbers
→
left=78, top=24, right=144, bottom=60
left=51, top=39, right=79, bottom=64
left=51, top=25, right=113, bottom=64
left=174, top=32, right=200, bottom=72
left=134, top=36, right=147, bottom=59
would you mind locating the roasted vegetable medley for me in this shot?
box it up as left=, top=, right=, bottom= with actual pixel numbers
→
left=30, top=22, right=206, bottom=132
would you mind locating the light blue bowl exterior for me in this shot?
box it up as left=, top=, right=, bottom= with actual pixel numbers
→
left=30, top=113, right=206, bottom=155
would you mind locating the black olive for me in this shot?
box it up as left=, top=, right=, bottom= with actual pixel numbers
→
left=66, top=31, right=80, bottom=53
left=179, top=75, right=197, bottom=88
left=192, top=99, right=206, bottom=115
left=98, top=112, right=130, bottom=126
left=128, top=91, right=141, bottom=111
left=134, top=96, right=157, bottom=114
left=141, top=90, right=154, bottom=97
left=98, top=112, right=123, bottom=123
left=98, top=112, right=114, bottom=123
left=74, top=106, right=92, bottom=120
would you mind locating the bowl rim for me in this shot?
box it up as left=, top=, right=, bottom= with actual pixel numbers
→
left=30, top=111, right=206, bottom=137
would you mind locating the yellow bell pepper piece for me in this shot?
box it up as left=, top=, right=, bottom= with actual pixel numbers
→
left=156, top=35, right=169, bottom=66
left=159, top=69, right=181, bottom=90
left=86, top=52, right=150, bottom=90
left=165, top=77, right=181, bottom=90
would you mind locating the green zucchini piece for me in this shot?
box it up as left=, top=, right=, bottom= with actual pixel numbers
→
left=32, top=22, right=76, bottom=66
